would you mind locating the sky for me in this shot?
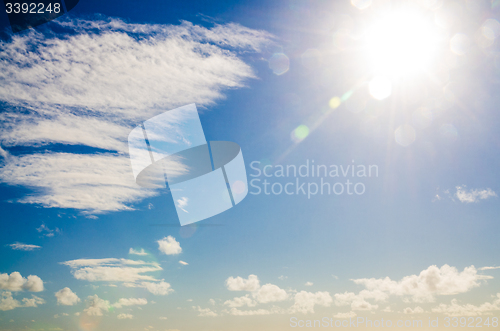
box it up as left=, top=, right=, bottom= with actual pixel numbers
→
left=1, top=0, right=500, bottom=330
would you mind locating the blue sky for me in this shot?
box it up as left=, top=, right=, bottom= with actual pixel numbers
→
left=1, top=0, right=500, bottom=330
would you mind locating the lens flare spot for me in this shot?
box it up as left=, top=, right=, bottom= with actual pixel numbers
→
left=231, top=180, right=246, bottom=195
left=450, top=33, right=470, bottom=55
left=369, top=76, right=392, bottom=100
left=269, top=53, right=290, bottom=75
left=292, top=125, right=309, bottom=142
left=395, top=125, right=416, bottom=147
left=481, top=19, right=500, bottom=40
left=329, top=97, right=341, bottom=109
left=351, top=0, right=372, bottom=10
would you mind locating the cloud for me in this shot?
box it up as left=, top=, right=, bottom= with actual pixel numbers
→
left=117, top=313, right=133, bottom=319
left=55, top=287, right=80, bottom=306
left=228, top=307, right=283, bottom=316
left=112, top=298, right=147, bottom=309
left=129, top=248, right=148, bottom=256
left=130, top=281, right=174, bottom=296
left=455, top=186, right=497, bottom=203
left=194, top=306, right=218, bottom=317
left=334, top=290, right=386, bottom=311
left=179, top=261, right=189, bottom=266
left=224, top=295, right=257, bottom=308
left=351, top=265, right=491, bottom=303
left=62, top=258, right=162, bottom=282
left=432, top=294, right=500, bottom=316
left=0, top=291, right=45, bottom=311
left=333, top=311, right=357, bottom=319
left=0, top=17, right=271, bottom=214
left=305, top=282, right=313, bottom=286
left=225, top=275, right=260, bottom=292
left=157, top=236, right=182, bottom=255
left=8, top=243, right=41, bottom=251
left=84, top=295, right=111, bottom=316
left=36, top=224, right=61, bottom=237
left=0, top=272, right=44, bottom=292
left=289, top=291, right=333, bottom=314
left=404, top=306, right=425, bottom=314
left=479, top=266, right=500, bottom=271
left=253, top=284, right=288, bottom=303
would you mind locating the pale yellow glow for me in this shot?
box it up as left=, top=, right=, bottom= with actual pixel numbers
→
left=366, top=10, right=438, bottom=77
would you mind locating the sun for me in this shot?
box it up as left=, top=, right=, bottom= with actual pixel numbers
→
left=365, top=9, right=439, bottom=77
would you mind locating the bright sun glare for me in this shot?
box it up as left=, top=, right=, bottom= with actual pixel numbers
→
left=366, top=10, right=438, bottom=77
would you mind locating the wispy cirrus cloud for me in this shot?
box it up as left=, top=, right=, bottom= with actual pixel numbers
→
left=0, top=17, right=272, bottom=214
left=8, top=243, right=41, bottom=251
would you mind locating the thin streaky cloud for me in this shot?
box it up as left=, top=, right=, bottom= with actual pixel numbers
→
left=8, top=243, right=41, bottom=251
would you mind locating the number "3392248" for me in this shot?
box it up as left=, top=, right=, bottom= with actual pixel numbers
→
left=5, top=3, right=61, bottom=14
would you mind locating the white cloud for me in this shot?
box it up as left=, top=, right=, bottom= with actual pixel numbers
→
left=278, top=275, right=288, bottom=280
left=404, top=306, right=425, bottom=314
left=62, top=258, right=162, bottom=282
left=117, top=313, right=134, bottom=319
left=225, top=274, right=260, bottom=292
left=305, top=282, right=313, bottom=287
left=479, top=266, right=500, bottom=270
left=55, top=287, right=80, bottom=306
left=36, top=224, right=61, bottom=237
left=0, top=291, right=45, bottom=311
left=0, top=17, right=271, bottom=214
left=84, top=295, right=111, bottom=316
left=252, top=284, right=288, bottom=303
left=0, top=272, right=44, bottom=292
left=129, top=248, right=148, bottom=256
left=351, top=265, right=491, bottom=303
left=228, top=307, right=283, bottom=315
left=333, top=311, right=357, bottom=319
left=224, top=295, right=257, bottom=308
left=432, top=294, right=500, bottom=316
left=159, top=316, right=168, bottom=320
left=8, top=243, right=41, bottom=251
left=179, top=261, right=188, bottom=266
left=137, top=281, right=174, bottom=296
left=289, top=291, right=333, bottom=314
left=112, top=298, right=147, bottom=309
left=455, top=186, right=497, bottom=203
left=194, top=306, right=218, bottom=317
left=157, top=236, right=182, bottom=255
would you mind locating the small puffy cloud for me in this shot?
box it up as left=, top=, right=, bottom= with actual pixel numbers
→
left=305, top=282, right=313, bottom=287
left=179, top=261, right=189, bottom=266
left=84, top=295, right=110, bottom=316
left=278, top=275, right=288, bottom=280
left=159, top=316, right=168, bottom=320
left=225, top=275, right=260, bottom=292
left=113, top=298, right=147, bottom=309
left=455, top=186, right=497, bottom=203
left=224, top=295, right=257, bottom=308
left=209, top=299, right=216, bottom=305
left=0, top=272, right=44, bottom=292
left=228, top=307, right=284, bottom=316
left=117, top=313, right=133, bottom=319
left=334, top=290, right=386, bottom=311
left=289, top=291, right=333, bottom=314
left=129, top=248, right=148, bottom=256
left=157, top=236, right=182, bottom=255
left=36, top=224, right=61, bottom=237
left=8, top=243, right=41, bottom=251
left=432, top=294, right=500, bottom=316
left=0, top=291, right=45, bottom=311
left=333, top=311, right=357, bottom=319
left=253, top=284, right=288, bottom=303
left=128, top=281, right=173, bottom=296
left=194, top=306, right=218, bottom=317
left=351, top=265, right=491, bottom=303
left=404, top=306, right=425, bottom=314
left=55, top=287, right=80, bottom=306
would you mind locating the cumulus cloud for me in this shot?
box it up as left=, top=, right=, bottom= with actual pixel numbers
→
left=55, top=287, right=80, bottom=306
left=129, top=248, right=148, bottom=256
left=112, top=298, right=147, bottom=309
left=194, top=306, right=218, bottom=317
left=225, top=274, right=260, bottom=292
left=334, top=290, right=386, bottom=311
left=404, top=306, right=425, bottom=314
left=305, top=282, right=313, bottom=286
left=117, top=313, right=133, bottom=319
left=228, top=307, right=283, bottom=315
left=455, top=186, right=497, bottom=203
left=127, top=281, right=174, bottom=296
left=0, top=272, right=44, bottom=292
left=0, top=17, right=271, bottom=214
left=157, top=236, right=182, bottom=255
left=8, top=243, right=41, bottom=251
left=224, top=295, right=257, bottom=308
left=253, top=284, right=288, bottom=303
left=333, top=311, right=357, bottom=319
left=289, top=291, right=333, bottom=314
left=84, top=295, right=111, bottom=316
left=351, top=265, right=491, bottom=303
left=0, top=291, right=45, bottom=311
left=432, top=294, right=500, bottom=316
